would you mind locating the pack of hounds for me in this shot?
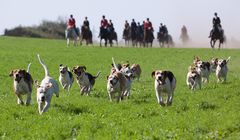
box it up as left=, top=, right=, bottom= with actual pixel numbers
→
left=9, top=54, right=230, bottom=114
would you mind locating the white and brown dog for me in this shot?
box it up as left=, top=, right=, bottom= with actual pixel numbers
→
left=36, top=54, right=59, bottom=115
left=130, top=64, right=141, bottom=81
left=107, top=58, right=132, bottom=101
left=152, top=70, right=176, bottom=106
left=59, top=64, right=74, bottom=92
left=72, top=66, right=100, bottom=95
left=210, top=58, right=219, bottom=73
left=186, top=66, right=201, bottom=90
left=9, top=63, right=33, bottom=105
left=195, top=61, right=211, bottom=83
left=216, top=57, right=230, bottom=83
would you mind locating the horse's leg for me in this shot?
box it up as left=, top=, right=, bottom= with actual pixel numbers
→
left=218, top=40, right=221, bottom=50
left=67, top=38, right=70, bottom=46
left=105, top=39, right=107, bottom=47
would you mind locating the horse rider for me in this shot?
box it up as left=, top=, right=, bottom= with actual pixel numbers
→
left=123, top=20, right=130, bottom=38
left=83, top=16, right=90, bottom=30
left=99, top=15, right=108, bottom=37
left=144, top=18, right=154, bottom=39
left=209, top=12, right=222, bottom=38
left=108, top=19, right=115, bottom=32
left=131, top=19, right=137, bottom=33
left=181, top=25, right=187, bottom=35
left=66, top=14, right=79, bottom=37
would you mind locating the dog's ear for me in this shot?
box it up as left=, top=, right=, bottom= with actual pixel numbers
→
left=59, top=64, right=63, bottom=67
left=72, top=66, right=76, bottom=72
left=21, top=69, right=27, bottom=75
left=34, top=80, right=40, bottom=88
left=111, top=63, right=114, bottom=67
left=82, top=66, right=86, bottom=71
left=9, top=70, right=14, bottom=77
left=107, top=76, right=109, bottom=80
left=151, top=71, right=156, bottom=78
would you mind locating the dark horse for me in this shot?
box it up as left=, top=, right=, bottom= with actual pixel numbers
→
left=100, top=27, right=117, bottom=47
left=123, top=28, right=131, bottom=46
left=157, top=32, right=174, bottom=48
left=143, top=30, right=154, bottom=47
left=210, top=26, right=225, bottom=49
left=80, top=26, right=92, bottom=46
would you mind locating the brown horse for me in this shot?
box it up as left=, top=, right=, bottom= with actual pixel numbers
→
left=143, top=29, right=154, bottom=47
left=80, top=26, right=92, bottom=46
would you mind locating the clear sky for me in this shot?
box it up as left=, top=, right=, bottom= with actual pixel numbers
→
left=1, top=0, right=240, bottom=44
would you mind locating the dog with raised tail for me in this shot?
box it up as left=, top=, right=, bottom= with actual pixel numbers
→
left=72, top=66, right=101, bottom=95
left=152, top=70, right=176, bottom=106
left=9, top=63, right=33, bottom=105
left=216, top=56, right=231, bottom=83
left=36, top=54, right=59, bottom=115
left=107, top=58, right=132, bottom=102
left=186, top=65, right=202, bottom=90
left=59, top=64, right=74, bottom=92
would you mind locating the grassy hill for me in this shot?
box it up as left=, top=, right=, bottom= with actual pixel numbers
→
left=0, top=36, right=240, bottom=139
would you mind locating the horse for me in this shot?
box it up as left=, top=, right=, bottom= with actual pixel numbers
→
left=210, top=27, right=225, bottom=49
left=79, top=26, right=92, bottom=46
left=123, top=28, right=131, bottom=46
left=99, top=27, right=114, bottom=47
left=65, top=27, right=79, bottom=46
left=143, top=30, right=154, bottom=47
left=111, top=31, right=118, bottom=46
left=130, top=28, right=139, bottom=47
left=157, top=32, right=173, bottom=48
left=180, top=30, right=189, bottom=44
left=136, top=27, right=144, bottom=47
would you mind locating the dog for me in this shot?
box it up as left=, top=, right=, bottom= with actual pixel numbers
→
left=9, top=63, right=33, bottom=105
left=107, top=58, right=132, bottom=101
left=72, top=66, right=101, bottom=95
left=186, top=66, right=201, bottom=90
left=59, top=64, right=74, bottom=92
left=210, top=58, right=219, bottom=73
left=130, top=64, right=141, bottom=81
left=36, top=54, right=59, bottom=115
left=216, top=57, right=231, bottom=83
left=195, top=60, right=211, bottom=83
left=152, top=70, right=176, bottom=106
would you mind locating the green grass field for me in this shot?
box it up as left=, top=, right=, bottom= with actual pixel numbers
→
left=0, top=36, right=240, bottom=139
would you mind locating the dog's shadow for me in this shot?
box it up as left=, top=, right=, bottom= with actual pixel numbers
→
left=53, top=104, right=92, bottom=115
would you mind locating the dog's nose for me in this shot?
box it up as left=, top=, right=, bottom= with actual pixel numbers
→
left=110, top=80, right=113, bottom=84
left=157, top=76, right=162, bottom=80
left=16, top=74, right=19, bottom=77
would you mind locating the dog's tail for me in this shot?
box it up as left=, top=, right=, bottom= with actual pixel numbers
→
left=94, top=71, right=101, bottom=79
left=37, top=54, right=49, bottom=77
left=226, top=56, right=231, bottom=63
left=27, top=63, right=31, bottom=73
left=112, top=57, right=120, bottom=72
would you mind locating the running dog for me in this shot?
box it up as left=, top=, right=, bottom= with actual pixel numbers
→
left=9, top=63, right=33, bottom=105
left=36, top=54, right=59, bottom=115
left=216, top=57, right=231, bottom=83
left=186, top=66, right=201, bottom=90
left=130, top=64, right=141, bottom=81
left=152, top=70, right=176, bottom=106
left=59, top=64, right=74, bottom=92
left=107, top=58, right=132, bottom=101
left=72, top=66, right=101, bottom=95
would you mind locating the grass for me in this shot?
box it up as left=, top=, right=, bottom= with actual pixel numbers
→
left=0, top=36, right=240, bottom=139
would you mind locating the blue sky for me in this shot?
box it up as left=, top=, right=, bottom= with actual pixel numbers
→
left=1, top=0, right=240, bottom=44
